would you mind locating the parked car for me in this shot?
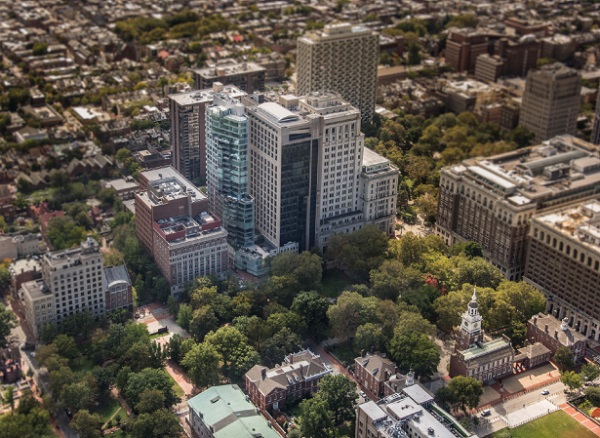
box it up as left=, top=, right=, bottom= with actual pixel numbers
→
left=481, top=409, right=491, bottom=417
left=541, top=389, right=549, bottom=395
left=359, top=391, right=367, bottom=399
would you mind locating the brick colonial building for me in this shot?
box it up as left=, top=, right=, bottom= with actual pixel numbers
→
left=449, top=289, right=515, bottom=382
left=354, top=354, right=397, bottom=397
left=527, top=314, right=587, bottom=362
left=245, top=349, right=332, bottom=412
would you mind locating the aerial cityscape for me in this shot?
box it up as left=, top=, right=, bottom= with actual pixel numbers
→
left=1, top=0, right=600, bottom=437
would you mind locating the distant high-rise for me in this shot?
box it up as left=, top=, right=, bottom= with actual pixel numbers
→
left=519, top=63, right=581, bottom=143
left=206, top=92, right=254, bottom=248
left=296, top=23, right=378, bottom=123
left=169, top=84, right=246, bottom=186
left=591, top=91, right=600, bottom=145
left=193, top=61, right=265, bottom=94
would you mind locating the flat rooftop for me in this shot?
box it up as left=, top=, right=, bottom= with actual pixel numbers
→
left=140, top=167, right=207, bottom=202
left=445, top=135, right=600, bottom=206
left=194, top=61, right=265, bottom=79
left=168, top=85, right=246, bottom=106
left=534, top=199, right=600, bottom=251
left=21, top=279, right=51, bottom=301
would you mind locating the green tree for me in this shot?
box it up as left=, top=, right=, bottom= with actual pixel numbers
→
left=124, top=368, right=179, bottom=408
left=135, top=389, right=166, bottom=414
left=148, top=341, right=168, bottom=368
left=60, top=381, right=96, bottom=413
left=176, top=303, right=193, bottom=330
left=369, top=260, right=423, bottom=301
left=45, top=216, right=87, bottom=250
left=70, top=410, right=103, bottom=438
left=128, top=408, right=183, bottom=438
left=388, top=332, right=440, bottom=379
left=3, top=385, right=15, bottom=413
left=326, top=292, right=378, bottom=340
left=354, top=323, right=387, bottom=355
left=444, top=376, right=484, bottom=415
left=582, top=363, right=600, bottom=382
left=262, top=327, right=302, bottom=367
left=317, top=374, right=357, bottom=424
left=586, top=387, right=600, bottom=406
left=53, top=334, right=78, bottom=360
left=299, top=397, right=333, bottom=438
left=326, top=225, right=388, bottom=282
left=561, top=370, right=582, bottom=391
left=554, top=346, right=575, bottom=371
left=0, top=304, right=17, bottom=345
left=189, top=306, right=219, bottom=342
left=290, top=291, right=329, bottom=335
left=181, top=342, right=220, bottom=388
left=270, top=251, right=323, bottom=292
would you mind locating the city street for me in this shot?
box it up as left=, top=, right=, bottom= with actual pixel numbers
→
left=476, top=380, right=567, bottom=436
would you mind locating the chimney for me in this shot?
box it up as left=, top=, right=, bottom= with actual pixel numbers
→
left=545, top=324, right=549, bottom=333
left=261, top=368, right=266, bottom=380
left=554, top=330, right=558, bottom=339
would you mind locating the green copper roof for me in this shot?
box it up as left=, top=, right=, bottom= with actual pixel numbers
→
left=187, top=384, right=279, bottom=438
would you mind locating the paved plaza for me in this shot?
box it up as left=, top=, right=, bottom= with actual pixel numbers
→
left=505, top=399, right=558, bottom=428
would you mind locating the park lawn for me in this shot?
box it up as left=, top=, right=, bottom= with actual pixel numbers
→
left=492, top=410, right=597, bottom=438
left=321, top=269, right=352, bottom=298
left=93, top=394, right=125, bottom=425
left=167, top=373, right=185, bottom=398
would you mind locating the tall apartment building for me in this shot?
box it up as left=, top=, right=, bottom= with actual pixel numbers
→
left=134, top=167, right=228, bottom=295
left=436, top=135, right=600, bottom=280
left=247, top=93, right=398, bottom=253
left=445, top=29, right=489, bottom=73
left=301, top=93, right=370, bottom=249
left=169, top=84, right=246, bottom=186
left=591, top=91, right=600, bottom=145
left=359, top=148, right=398, bottom=238
left=21, top=237, right=133, bottom=339
left=296, top=23, right=378, bottom=123
left=519, top=63, right=581, bottom=143
left=524, top=199, right=600, bottom=340
left=205, top=92, right=254, bottom=248
left=41, top=236, right=105, bottom=322
left=247, top=99, right=320, bottom=251
left=193, top=61, right=265, bottom=94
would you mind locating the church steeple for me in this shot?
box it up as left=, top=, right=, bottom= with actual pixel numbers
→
left=456, top=287, right=483, bottom=350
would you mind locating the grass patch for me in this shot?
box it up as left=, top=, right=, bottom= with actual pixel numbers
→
left=93, top=394, right=125, bottom=424
left=492, top=410, right=597, bottom=438
left=321, top=269, right=353, bottom=298
left=167, top=373, right=185, bottom=398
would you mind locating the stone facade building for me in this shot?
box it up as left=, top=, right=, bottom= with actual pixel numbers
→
left=525, top=199, right=600, bottom=340
left=436, top=135, right=600, bottom=280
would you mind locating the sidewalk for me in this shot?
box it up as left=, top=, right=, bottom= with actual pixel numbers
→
left=561, top=403, right=600, bottom=437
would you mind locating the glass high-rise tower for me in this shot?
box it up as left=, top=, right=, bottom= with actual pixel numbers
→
left=206, top=93, right=255, bottom=248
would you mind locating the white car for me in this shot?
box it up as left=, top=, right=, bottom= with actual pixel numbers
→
left=359, top=391, right=367, bottom=399
left=541, top=389, right=549, bottom=395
